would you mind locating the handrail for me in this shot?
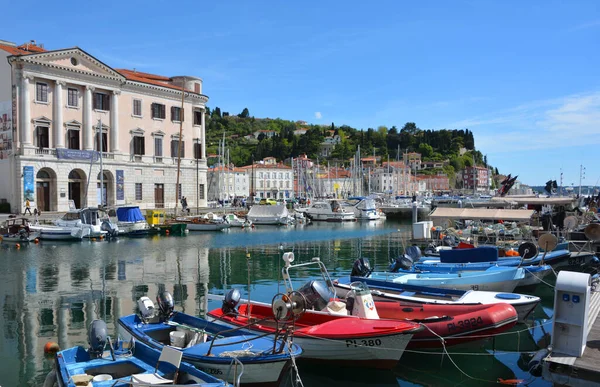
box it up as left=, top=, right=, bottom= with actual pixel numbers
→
left=206, top=315, right=276, bottom=356
left=224, top=356, right=244, bottom=387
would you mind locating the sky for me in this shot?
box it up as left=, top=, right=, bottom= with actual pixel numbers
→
left=4, top=1, right=599, bottom=186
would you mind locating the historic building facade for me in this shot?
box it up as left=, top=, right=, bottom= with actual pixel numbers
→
left=0, top=40, right=208, bottom=212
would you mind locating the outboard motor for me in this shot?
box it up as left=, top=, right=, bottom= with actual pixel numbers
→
left=297, top=280, right=334, bottom=311
left=389, top=254, right=413, bottom=272
left=351, top=258, right=372, bottom=277
left=88, top=320, right=108, bottom=359
left=101, top=220, right=118, bottom=238
left=405, top=245, right=422, bottom=261
left=137, top=296, right=155, bottom=323
left=222, top=288, right=241, bottom=315
left=156, top=291, right=174, bottom=321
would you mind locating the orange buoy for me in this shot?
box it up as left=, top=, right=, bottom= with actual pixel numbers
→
left=91, top=238, right=96, bottom=241
left=44, top=341, right=60, bottom=355
left=15, top=243, right=21, bottom=249
left=165, top=229, right=170, bottom=235
left=34, top=238, right=40, bottom=244
left=99, top=235, right=104, bottom=240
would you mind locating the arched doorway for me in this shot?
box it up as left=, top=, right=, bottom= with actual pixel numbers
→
left=96, top=170, right=114, bottom=207
left=36, top=168, right=57, bottom=211
left=68, top=169, right=86, bottom=209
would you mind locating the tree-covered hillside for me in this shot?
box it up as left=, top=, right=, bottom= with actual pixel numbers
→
left=205, top=106, right=493, bottom=187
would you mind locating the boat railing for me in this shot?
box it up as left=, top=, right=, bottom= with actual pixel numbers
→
left=206, top=316, right=287, bottom=356
left=224, top=356, right=244, bottom=387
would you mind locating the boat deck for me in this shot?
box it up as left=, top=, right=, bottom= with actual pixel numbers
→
left=543, top=290, right=600, bottom=386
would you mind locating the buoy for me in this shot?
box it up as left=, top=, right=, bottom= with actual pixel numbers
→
left=99, top=235, right=104, bottom=240
left=91, top=238, right=96, bottom=241
left=15, top=243, right=21, bottom=249
left=44, top=341, right=60, bottom=355
left=165, top=230, right=170, bottom=235
left=34, top=238, right=40, bottom=244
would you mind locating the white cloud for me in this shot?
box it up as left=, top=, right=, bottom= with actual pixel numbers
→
left=314, top=112, right=322, bottom=119
left=450, top=91, right=600, bottom=154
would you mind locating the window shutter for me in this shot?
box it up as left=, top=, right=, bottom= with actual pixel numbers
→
left=171, top=106, right=175, bottom=120
left=141, top=137, right=145, bottom=155
left=161, top=104, right=165, bottom=118
left=181, top=141, right=185, bottom=158
left=181, top=108, right=184, bottom=122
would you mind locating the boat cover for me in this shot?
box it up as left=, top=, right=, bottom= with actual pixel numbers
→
left=116, top=207, right=145, bottom=222
left=439, top=246, right=498, bottom=263
left=247, top=205, right=289, bottom=218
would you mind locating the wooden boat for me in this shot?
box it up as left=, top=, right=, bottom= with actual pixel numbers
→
left=209, top=254, right=422, bottom=369
left=118, top=292, right=300, bottom=386
left=0, top=217, right=40, bottom=243
left=51, top=320, right=226, bottom=387
left=177, top=216, right=231, bottom=231
left=333, top=273, right=540, bottom=323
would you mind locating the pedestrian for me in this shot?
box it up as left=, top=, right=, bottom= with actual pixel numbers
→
left=23, top=199, right=32, bottom=215
left=181, top=196, right=190, bottom=214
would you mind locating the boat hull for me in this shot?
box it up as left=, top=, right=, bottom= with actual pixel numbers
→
left=185, top=223, right=230, bottom=231
left=29, top=226, right=83, bottom=240
left=0, top=231, right=40, bottom=243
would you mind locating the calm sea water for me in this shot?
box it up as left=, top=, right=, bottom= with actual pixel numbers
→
left=0, top=220, right=553, bottom=386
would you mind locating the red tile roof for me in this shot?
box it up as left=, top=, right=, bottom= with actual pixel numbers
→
left=0, top=42, right=47, bottom=55
left=116, top=69, right=195, bottom=92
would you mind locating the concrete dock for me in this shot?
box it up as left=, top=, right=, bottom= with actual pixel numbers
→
left=543, top=290, right=600, bottom=386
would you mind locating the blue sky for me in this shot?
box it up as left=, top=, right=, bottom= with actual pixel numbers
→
left=5, top=1, right=599, bottom=186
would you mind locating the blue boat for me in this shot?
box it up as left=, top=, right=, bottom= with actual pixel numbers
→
left=368, top=266, right=526, bottom=293
left=118, top=292, right=302, bottom=386
left=52, top=320, right=226, bottom=387
left=115, top=206, right=150, bottom=236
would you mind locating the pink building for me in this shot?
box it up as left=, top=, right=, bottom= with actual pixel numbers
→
left=462, top=166, right=489, bottom=192
left=0, top=40, right=208, bottom=211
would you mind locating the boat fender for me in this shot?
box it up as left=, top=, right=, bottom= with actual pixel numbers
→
left=528, top=348, right=549, bottom=377
left=42, top=370, right=57, bottom=387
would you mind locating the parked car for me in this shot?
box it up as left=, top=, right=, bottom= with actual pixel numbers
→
left=259, top=198, right=277, bottom=205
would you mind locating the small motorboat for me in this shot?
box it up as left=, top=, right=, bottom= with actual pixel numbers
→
left=178, top=216, right=231, bottom=231
left=51, top=320, right=227, bottom=387
left=29, top=223, right=88, bottom=240
left=209, top=253, right=424, bottom=369
left=115, top=206, right=150, bottom=236
left=54, top=207, right=117, bottom=238
left=118, top=292, right=301, bottom=386
left=0, top=217, right=40, bottom=243
left=338, top=258, right=540, bottom=322
left=224, top=213, right=252, bottom=228
left=296, top=200, right=356, bottom=222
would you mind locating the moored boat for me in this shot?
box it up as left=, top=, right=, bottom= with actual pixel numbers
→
left=118, top=292, right=301, bottom=386
left=51, top=320, right=227, bottom=387
left=0, top=217, right=40, bottom=243
left=297, top=200, right=356, bottom=222
left=115, top=206, right=150, bottom=236
left=55, top=207, right=116, bottom=238
left=178, top=216, right=231, bottom=231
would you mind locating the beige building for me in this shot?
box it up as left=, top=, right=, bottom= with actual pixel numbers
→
left=0, top=40, right=208, bottom=212
left=241, top=162, right=293, bottom=199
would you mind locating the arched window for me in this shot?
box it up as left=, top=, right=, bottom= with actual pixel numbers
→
left=68, top=170, right=82, bottom=180
left=37, top=170, right=51, bottom=179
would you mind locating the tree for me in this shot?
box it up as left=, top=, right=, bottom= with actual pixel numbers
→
left=494, top=167, right=499, bottom=175
left=239, top=107, right=250, bottom=118
left=213, top=107, right=221, bottom=118
left=418, top=143, right=434, bottom=158
left=483, top=154, right=488, bottom=167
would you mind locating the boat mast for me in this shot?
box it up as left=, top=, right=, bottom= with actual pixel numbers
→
left=174, top=78, right=185, bottom=216
left=99, top=118, right=104, bottom=207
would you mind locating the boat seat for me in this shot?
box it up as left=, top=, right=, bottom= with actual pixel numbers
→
left=325, top=300, right=348, bottom=316
left=131, top=346, right=181, bottom=386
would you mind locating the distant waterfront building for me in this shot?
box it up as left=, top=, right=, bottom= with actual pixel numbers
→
left=462, top=166, right=489, bottom=192
left=241, top=162, right=293, bottom=199
left=0, top=39, right=208, bottom=212
left=206, top=165, right=249, bottom=201
left=417, top=174, right=450, bottom=192
left=403, top=152, right=422, bottom=170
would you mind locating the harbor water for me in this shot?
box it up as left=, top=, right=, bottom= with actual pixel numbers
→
left=0, top=220, right=555, bottom=386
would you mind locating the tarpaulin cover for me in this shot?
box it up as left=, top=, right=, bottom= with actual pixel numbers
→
left=116, top=207, right=145, bottom=222
left=439, top=246, right=498, bottom=263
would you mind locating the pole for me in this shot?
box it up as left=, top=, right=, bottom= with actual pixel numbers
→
left=98, top=118, right=103, bottom=207
left=196, top=140, right=199, bottom=214
left=174, top=77, right=185, bottom=216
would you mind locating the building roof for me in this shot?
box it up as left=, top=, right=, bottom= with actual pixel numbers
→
left=208, top=166, right=246, bottom=173
left=116, top=69, right=195, bottom=92
left=430, top=208, right=535, bottom=221
left=240, top=163, right=292, bottom=170
left=0, top=41, right=48, bottom=55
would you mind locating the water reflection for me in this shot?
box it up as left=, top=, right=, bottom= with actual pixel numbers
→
left=0, top=221, right=551, bottom=386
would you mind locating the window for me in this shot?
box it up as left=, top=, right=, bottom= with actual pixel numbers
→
left=193, top=110, right=202, bottom=125
left=93, top=93, right=110, bottom=111
left=67, top=129, right=80, bottom=149
left=171, top=106, right=183, bottom=122
left=67, top=88, right=78, bottom=107
left=133, top=136, right=145, bottom=155
left=170, top=140, right=185, bottom=158
left=194, top=83, right=200, bottom=93
left=133, top=99, right=142, bottom=116
left=36, top=126, right=49, bottom=148
left=95, top=132, right=108, bottom=152
left=151, top=103, right=166, bottom=119
left=259, top=181, right=263, bottom=188
left=258, top=172, right=263, bottom=179
left=267, top=181, right=270, bottom=188
left=199, top=184, right=205, bottom=199
left=36, top=83, right=48, bottom=102
left=154, top=137, right=163, bottom=157
left=135, top=183, right=143, bottom=200
left=286, top=181, right=290, bottom=188
left=193, top=142, right=202, bottom=159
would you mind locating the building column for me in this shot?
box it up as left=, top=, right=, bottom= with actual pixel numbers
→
left=54, top=81, right=65, bottom=148
left=83, top=86, right=94, bottom=150
left=20, top=74, right=32, bottom=145
left=201, top=108, right=206, bottom=159
left=110, top=91, right=120, bottom=152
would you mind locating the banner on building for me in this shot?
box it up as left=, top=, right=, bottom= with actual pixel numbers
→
left=56, top=148, right=99, bottom=162
left=23, top=166, right=34, bottom=201
left=116, top=170, right=124, bottom=200
left=0, top=100, right=13, bottom=160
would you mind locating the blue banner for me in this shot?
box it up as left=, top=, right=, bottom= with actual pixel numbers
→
left=23, top=166, right=34, bottom=201
left=116, top=170, right=124, bottom=200
left=56, top=148, right=99, bottom=162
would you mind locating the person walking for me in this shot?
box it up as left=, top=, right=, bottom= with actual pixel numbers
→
left=23, top=199, right=32, bottom=215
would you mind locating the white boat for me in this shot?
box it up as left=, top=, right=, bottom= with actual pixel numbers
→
left=115, top=206, right=150, bottom=236
left=177, top=216, right=231, bottom=231
left=246, top=204, right=292, bottom=225
left=29, top=223, right=88, bottom=240
left=344, top=197, right=383, bottom=220
left=223, top=213, right=251, bottom=227
left=54, top=207, right=116, bottom=238
left=297, top=200, right=356, bottom=222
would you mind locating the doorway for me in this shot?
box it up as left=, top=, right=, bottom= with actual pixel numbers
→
left=68, top=169, right=86, bottom=209
left=154, top=184, right=164, bottom=208
left=36, top=168, right=56, bottom=211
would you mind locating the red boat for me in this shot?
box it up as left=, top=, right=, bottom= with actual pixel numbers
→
left=374, top=300, right=518, bottom=348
